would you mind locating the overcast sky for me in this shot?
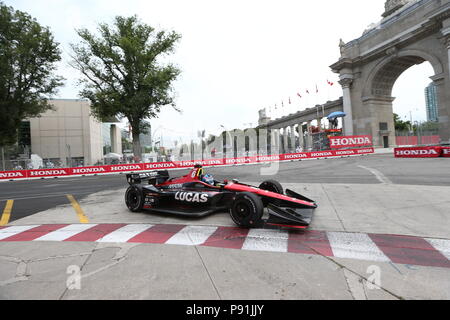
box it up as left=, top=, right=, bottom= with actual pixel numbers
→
left=6, top=0, right=434, bottom=146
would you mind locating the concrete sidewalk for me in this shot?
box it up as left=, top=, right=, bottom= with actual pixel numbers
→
left=1, top=180, right=449, bottom=300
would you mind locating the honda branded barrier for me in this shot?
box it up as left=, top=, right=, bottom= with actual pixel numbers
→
left=329, top=135, right=373, bottom=149
left=0, top=148, right=374, bottom=181
left=394, top=146, right=444, bottom=158
left=441, top=147, right=450, bottom=158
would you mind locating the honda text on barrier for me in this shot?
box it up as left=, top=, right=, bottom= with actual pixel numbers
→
left=125, top=165, right=317, bottom=229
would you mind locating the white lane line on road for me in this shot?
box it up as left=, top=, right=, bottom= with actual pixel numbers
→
left=242, top=229, right=289, bottom=253
left=358, top=165, right=392, bottom=184
left=96, top=224, right=154, bottom=243
left=327, top=232, right=390, bottom=262
left=34, top=224, right=98, bottom=242
left=166, top=225, right=218, bottom=246
left=0, top=225, right=41, bottom=240
left=426, top=238, right=450, bottom=260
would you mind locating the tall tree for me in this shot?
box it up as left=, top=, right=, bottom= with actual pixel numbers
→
left=0, top=2, right=64, bottom=146
left=70, top=15, right=182, bottom=161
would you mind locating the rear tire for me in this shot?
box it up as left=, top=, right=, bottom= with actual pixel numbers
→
left=125, top=185, right=144, bottom=212
left=230, top=192, right=264, bottom=228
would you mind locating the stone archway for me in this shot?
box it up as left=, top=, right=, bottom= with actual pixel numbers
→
left=331, top=0, right=450, bottom=147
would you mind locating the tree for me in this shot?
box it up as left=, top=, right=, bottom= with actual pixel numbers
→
left=0, top=2, right=64, bottom=146
left=70, top=15, right=182, bottom=161
left=393, top=113, right=411, bottom=132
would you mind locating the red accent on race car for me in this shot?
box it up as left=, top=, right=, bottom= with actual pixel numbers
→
left=202, top=227, right=250, bottom=249
left=64, top=224, right=126, bottom=242
left=127, top=224, right=186, bottom=244
left=369, top=234, right=450, bottom=269
left=287, top=230, right=334, bottom=256
left=224, top=183, right=316, bottom=207
left=0, top=224, right=67, bottom=242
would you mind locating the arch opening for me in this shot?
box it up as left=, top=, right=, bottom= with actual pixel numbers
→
left=365, top=53, right=443, bottom=147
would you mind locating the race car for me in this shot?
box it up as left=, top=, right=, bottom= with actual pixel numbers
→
left=125, top=165, right=317, bottom=230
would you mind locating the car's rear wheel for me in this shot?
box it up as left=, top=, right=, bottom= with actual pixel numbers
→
left=125, top=185, right=144, bottom=212
left=230, top=192, right=264, bottom=228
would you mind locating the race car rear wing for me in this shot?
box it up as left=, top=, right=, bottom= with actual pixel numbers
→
left=126, top=170, right=170, bottom=185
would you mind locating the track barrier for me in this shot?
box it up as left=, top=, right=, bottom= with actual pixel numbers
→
left=0, top=148, right=375, bottom=181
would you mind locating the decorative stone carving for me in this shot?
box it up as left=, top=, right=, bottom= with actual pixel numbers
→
left=445, top=35, right=450, bottom=49
left=382, top=0, right=412, bottom=18
left=386, top=46, right=398, bottom=56
left=339, top=39, right=346, bottom=55
left=339, top=78, right=353, bottom=89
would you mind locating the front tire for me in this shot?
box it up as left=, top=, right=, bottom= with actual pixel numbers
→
left=259, top=180, right=284, bottom=206
left=259, top=180, right=284, bottom=194
left=125, top=185, right=144, bottom=212
left=230, top=192, right=264, bottom=228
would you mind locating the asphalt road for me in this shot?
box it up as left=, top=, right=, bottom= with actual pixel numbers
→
left=0, top=153, right=449, bottom=223
left=1, top=153, right=450, bottom=300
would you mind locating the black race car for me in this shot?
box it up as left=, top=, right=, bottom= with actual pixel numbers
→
left=125, top=165, right=317, bottom=230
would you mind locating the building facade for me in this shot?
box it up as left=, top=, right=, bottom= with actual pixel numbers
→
left=425, top=82, right=439, bottom=122
left=29, top=99, right=121, bottom=166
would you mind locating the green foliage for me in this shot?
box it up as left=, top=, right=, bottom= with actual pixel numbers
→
left=393, top=113, right=411, bottom=132
left=70, top=15, right=182, bottom=159
left=417, top=120, right=439, bottom=132
left=0, top=2, right=64, bottom=146
left=121, top=136, right=133, bottom=152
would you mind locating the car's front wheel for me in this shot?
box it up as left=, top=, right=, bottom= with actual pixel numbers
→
left=259, top=180, right=284, bottom=206
left=259, top=180, right=284, bottom=194
left=230, top=192, right=264, bottom=228
left=125, top=185, right=144, bottom=212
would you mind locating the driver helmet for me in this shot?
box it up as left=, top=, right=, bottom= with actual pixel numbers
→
left=202, top=174, right=215, bottom=186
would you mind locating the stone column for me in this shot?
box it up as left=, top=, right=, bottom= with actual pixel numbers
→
left=290, top=125, right=296, bottom=153
left=298, top=123, right=304, bottom=151
left=442, top=22, right=450, bottom=77
left=283, top=128, right=289, bottom=154
left=271, top=129, right=279, bottom=155
left=306, top=121, right=313, bottom=151
left=339, top=78, right=354, bottom=136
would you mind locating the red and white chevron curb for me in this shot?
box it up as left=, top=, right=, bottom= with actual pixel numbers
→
left=0, top=224, right=449, bottom=269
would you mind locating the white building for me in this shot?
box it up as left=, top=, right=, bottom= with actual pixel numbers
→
left=29, top=99, right=121, bottom=166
